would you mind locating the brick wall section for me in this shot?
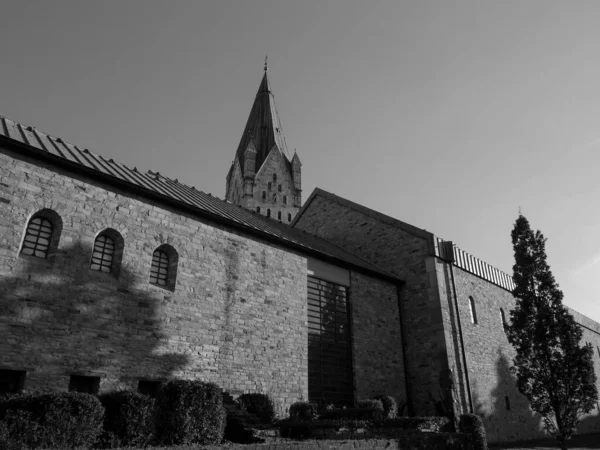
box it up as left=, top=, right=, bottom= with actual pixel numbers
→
left=350, top=271, right=406, bottom=405
left=448, top=265, right=600, bottom=443
left=293, top=194, right=447, bottom=415
left=0, top=146, right=308, bottom=413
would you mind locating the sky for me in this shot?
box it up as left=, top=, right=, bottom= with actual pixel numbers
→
left=1, top=1, right=600, bottom=321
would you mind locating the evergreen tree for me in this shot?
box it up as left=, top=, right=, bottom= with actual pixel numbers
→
left=507, top=214, right=598, bottom=450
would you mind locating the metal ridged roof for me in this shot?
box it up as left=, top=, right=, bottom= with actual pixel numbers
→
left=0, top=115, right=398, bottom=281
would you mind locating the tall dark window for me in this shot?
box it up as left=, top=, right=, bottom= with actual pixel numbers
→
left=278, top=184, right=282, bottom=192
left=262, top=191, right=266, bottom=200
left=469, top=296, right=478, bottom=324
left=21, top=217, right=53, bottom=258
left=288, top=213, right=292, bottom=222
left=90, top=234, right=115, bottom=273
left=268, top=182, right=272, bottom=191
left=256, top=206, right=261, bottom=213
left=307, top=276, right=353, bottom=406
left=273, top=173, right=277, bottom=182
left=500, top=308, right=507, bottom=332
left=283, top=195, right=287, bottom=205
left=273, top=193, right=277, bottom=203
left=277, top=211, right=282, bottom=220
left=267, top=209, right=271, bottom=218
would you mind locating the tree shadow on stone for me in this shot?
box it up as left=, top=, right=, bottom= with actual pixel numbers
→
left=0, top=242, right=189, bottom=393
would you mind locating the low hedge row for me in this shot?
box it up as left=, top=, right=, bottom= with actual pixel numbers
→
left=0, top=380, right=226, bottom=450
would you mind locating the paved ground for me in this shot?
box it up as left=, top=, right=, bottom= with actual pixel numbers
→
left=490, top=433, right=600, bottom=449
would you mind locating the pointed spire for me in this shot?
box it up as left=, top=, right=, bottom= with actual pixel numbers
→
left=264, top=54, right=268, bottom=72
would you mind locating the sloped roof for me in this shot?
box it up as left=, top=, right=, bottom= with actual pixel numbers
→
left=0, top=116, right=400, bottom=283
left=234, top=69, right=291, bottom=173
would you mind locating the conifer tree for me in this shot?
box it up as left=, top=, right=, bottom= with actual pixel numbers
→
left=507, top=214, right=598, bottom=450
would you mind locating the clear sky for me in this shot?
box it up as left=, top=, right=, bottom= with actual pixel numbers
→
left=2, top=1, right=599, bottom=321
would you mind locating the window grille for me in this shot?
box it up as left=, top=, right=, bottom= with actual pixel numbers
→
left=150, top=250, right=169, bottom=286
left=90, top=235, right=115, bottom=272
left=21, top=217, right=53, bottom=258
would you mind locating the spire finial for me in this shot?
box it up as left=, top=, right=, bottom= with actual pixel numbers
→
left=264, top=54, right=268, bottom=72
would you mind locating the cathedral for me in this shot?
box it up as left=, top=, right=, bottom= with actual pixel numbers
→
left=1, top=65, right=600, bottom=444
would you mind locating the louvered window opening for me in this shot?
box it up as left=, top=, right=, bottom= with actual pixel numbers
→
left=22, top=217, right=52, bottom=258
left=307, top=276, right=353, bottom=406
left=90, top=235, right=115, bottom=272
left=150, top=250, right=169, bottom=286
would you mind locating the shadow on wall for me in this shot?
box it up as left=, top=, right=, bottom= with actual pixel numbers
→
left=472, top=350, right=543, bottom=444
left=0, top=241, right=189, bottom=393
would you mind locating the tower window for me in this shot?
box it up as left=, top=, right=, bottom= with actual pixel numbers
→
left=278, top=184, right=282, bottom=192
left=262, top=191, right=266, bottom=200
left=505, top=396, right=511, bottom=411
left=283, top=195, right=287, bottom=205
left=500, top=308, right=507, bottom=332
left=273, top=193, right=277, bottom=203
left=256, top=206, right=261, bottom=213
left=268, top=182, right=272, bottom=191
left=267, top=209, right=271, bottom=218
left=288, top=213, right=292, bottom=222
left=277, top=211, right=282, bottom=220
left=273, top=173, right=277, bottom=182
left=468, top=296, right=478, bottom=324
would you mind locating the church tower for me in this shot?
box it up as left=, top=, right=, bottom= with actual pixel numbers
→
left=225, top=61, right=302, bottom=223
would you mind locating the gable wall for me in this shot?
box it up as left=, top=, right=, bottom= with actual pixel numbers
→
left=0, top=145, right=308, bottom=413
left=294, top=194, right=449, bottom=415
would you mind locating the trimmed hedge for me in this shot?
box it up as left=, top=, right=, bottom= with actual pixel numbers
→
left=153, top=380, right=226, bottom=446
left=381, top=416, right=452, bottom=432
left=98, top=390, right=155, bottom=448
left=289, top=401, right=318, bottom=420
left=237, top=393, right=276, bottom=423
left=373, top=395, right=398, bottom=419
left=0, top=392, right=104, bottom=449
left=319, top=406, right=384, bottom=421
left=459, top=414, right=487, bottom=450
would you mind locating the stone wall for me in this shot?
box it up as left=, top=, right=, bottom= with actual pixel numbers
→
left=293, top=192, right=448, bottom=416
left=447, top=264, right=600, bottom=443
left=350, top=271, right=406, bottom=406
left=0, top=146, right=308, bottom=412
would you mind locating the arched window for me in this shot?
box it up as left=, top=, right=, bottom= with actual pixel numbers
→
left=20, top=209, right=62, bottom=259
left=283, top=195, right=287, bottom=205
left=277, top=211, right=282, bottom=220
left=278, top=184, right=282, bottom=192
left=268, top=182, right=272, bottom=191
left=500, top=308, right=507, bottom=332
left=90, top=229, right=124, bottom=277
left=468, top=296, right=478, bottom=324
left=150, top=244, right=178, bottom=291
left=288, top=213, right=292, bottom=222
left=267, top=209, right=271, bottom=218
left=256, top=206, right=261, bottom=213
left=273, top=193, right=277, bottom=203
left=273, top=173, right=277, bottom=182
left=262, top=191, right=266, bottom=200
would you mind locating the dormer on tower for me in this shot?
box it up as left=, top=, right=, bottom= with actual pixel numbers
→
left=225, top=62, right=302, bottom=222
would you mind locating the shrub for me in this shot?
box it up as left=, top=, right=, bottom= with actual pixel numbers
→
left=289, top=401, right=317, bottom=420
left=98, top=390, right=155, bottom=448
left=153, top=380, right=226, bottom=446
left=373, top=395, right=398, bottom=418
left=0, top=392, right=104, bottom=449
left=459, top=414, right=488, bottom=450
left=237, top=393, right=276, bottom=424
left=379, top=416, right=452, bottom=432
left=356, top=399, right=384, bottom=410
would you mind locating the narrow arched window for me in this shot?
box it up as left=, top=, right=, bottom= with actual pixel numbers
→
left=91, top=235, right=115, bottom=273
left=20, top=209, right=63, bottom=259
left=268, top=182, right=272, bottom=191
left=262, top=191, right=266, bottom=200
left=277, top=211, right=282, bottom=220
left=500, top=308, right=507, bottom=332
left=273, top=173, right=277, bottom=182
left=150, top=244, right=178, bottom=291
left=278, top=184, right=282, bottom=192
left=273, top=193, right=277, bottom=203
left=283, top=195, right=287, bottom=205
left=267, top=209, right=271, bottom=218
left=90, top=229, right=124, bottom=277
left=468, top=296, right=478, bottom=324
left=288, top=213, right=292, bottom=222
left=256, top=206, right=261, bottom=213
